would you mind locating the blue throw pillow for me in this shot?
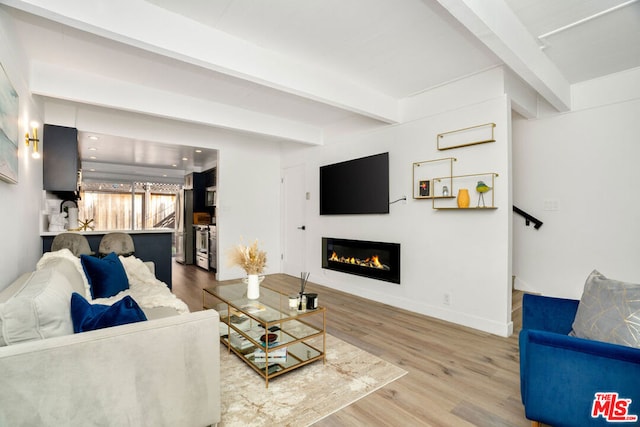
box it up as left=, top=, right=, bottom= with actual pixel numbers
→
left=70, top=292, right=147, bottom=333
left=80, top=252, right=129, bottom=299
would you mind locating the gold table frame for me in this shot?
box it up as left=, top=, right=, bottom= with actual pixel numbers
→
left=203, top=282, right=326, bottom=387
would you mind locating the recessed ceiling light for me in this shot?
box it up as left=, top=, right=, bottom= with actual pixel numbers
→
left=89, top=168, right=96, bottom=172
left=172, top=164, right=177, bottom=167
left=89, top=156, right=97, bottom=160
left=195, top=149, right=202, bottom=153
left=182, top=157, right=188, bottom=161
left=88, top=136, right=99, bottom=140
left=88, top=147, right=97, bottom=151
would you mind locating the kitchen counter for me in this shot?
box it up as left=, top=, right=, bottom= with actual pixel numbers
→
left=41, top=228, right=174, bottom=237
left=42, top=230, right=174, bottom=288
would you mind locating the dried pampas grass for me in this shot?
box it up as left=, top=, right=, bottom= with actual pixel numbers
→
left=227, top=239, right=267, bottom=275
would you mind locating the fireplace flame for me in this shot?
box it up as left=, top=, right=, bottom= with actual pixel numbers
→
left=329, top=251, right=388, bottom=270
left=370, top=255, right=383, bottom=269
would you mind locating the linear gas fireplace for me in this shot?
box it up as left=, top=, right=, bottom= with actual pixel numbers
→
left=322, top=237, right=400, bottom=284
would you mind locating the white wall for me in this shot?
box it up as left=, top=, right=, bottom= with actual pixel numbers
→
left=283, top=90, right=513, bottom=336
left=513, top=69, right=640, bottom=298
left=0, top=8, right=45, bottom=290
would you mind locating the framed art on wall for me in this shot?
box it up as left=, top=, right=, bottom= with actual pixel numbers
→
left=0, top=62, right=19, bottom=184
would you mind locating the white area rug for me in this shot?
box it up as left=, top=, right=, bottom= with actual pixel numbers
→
left=220, top=334, right=407, bottom=426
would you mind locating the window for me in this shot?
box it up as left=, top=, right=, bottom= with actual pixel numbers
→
left=79, top=182, right=178, bottom=231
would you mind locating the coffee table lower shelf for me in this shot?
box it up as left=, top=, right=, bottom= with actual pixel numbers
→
left=221, top=334, right=325, bottom=385
left=203, top=281, right=327, bottom=387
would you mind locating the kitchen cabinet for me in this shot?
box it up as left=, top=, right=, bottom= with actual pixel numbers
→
left=205, top=167, right=217, bottom=187
left=185, top=172, right=207, bottom=212
left=43, top=124, right=81, bottom=193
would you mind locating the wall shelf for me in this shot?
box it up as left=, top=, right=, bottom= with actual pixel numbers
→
left=412, top=157, right=456, bottom=199
left=432, top=172, right=498, bottom=210
left=437, top=123, right=495, bottom=151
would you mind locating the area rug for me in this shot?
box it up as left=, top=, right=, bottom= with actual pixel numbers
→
left=219, top=334, right=407, bottom=426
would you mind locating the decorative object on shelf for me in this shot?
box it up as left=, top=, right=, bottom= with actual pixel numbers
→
left=246, top=274, right=262, bottom=300
left=437, top=122, right=496, bottom=151
left=432, top=172, right=498, bottom=210
left=475, top=180, right=492, bottom=207
left=457, top=189, right=470, bottom=208
left=48, top=212, right=67, bottom=232
left=60, top=199, right=78, bottom=213
left=288, top=294, right=299, bottom=309
left=67, top=207, right=79, bottom=230
left=227, top=239, right=267, bottom=299
left=259, top=333, right=278, bottom=345
left=412, top=157, right=456, bottom=200
left=306, top=292, right=318, bottom=310
left=299, top=271, right=310, bottom=310
left=79, top=218, right=95, bottom=231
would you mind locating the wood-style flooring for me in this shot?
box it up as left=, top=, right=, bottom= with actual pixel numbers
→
left=172, top=261, right=531, bottom=427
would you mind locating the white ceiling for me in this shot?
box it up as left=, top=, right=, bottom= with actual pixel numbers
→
left=77, top=130, right=218, bottom=184
left=505, top=0, right=640, bottom=83
left=3, top=0, right=639, bottom=183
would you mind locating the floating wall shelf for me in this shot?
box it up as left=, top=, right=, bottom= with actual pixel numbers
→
left=432, top=172, right=499, bottom=210
left=412, top=157, right=456, bottom=200
left=437, top=122, right=496, bottom=151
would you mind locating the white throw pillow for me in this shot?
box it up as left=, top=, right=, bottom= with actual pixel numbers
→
left=0, top=268, right=74, bottom=346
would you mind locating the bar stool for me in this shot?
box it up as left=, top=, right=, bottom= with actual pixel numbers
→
left=98, top=232, right=135, bottom=257
left=51, top=233, right=93, bottom=257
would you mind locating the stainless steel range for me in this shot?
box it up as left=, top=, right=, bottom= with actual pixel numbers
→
left=195, top=225, right=210, bottom=270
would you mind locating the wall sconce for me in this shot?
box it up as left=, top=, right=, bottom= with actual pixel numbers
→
left=25, top=123, right=40, bottom=159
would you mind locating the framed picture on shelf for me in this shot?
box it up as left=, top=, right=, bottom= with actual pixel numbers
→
left=412, top=157, right=456, bottom=199
left=419, top=180, right=430, bottom=197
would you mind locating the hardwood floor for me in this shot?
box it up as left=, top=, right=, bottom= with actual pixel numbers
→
left=172, top=261, right=530, bottom=427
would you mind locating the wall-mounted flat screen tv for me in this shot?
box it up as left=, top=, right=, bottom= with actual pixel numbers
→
left=320, top=152, right=389, bottom=215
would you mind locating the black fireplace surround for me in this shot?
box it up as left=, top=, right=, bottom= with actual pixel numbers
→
left=322, top=237, right=400, bottom=284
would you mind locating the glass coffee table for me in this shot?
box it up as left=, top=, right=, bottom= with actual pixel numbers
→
left=203, top=282, right=326, bottom=387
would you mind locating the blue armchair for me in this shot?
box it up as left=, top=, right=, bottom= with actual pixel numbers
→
left=519, top=294, right=640, bottom=427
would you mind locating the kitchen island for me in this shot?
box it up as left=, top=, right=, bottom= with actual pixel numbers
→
left=41, top=229, right=174, bottom=288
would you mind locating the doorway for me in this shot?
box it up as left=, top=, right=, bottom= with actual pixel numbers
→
left=281, top=164, right=306, bottom=276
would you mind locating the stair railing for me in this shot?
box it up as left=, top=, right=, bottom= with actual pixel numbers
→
left=513, top=206, right=543, bottom=229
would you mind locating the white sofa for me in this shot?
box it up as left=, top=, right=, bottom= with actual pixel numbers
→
left=0, top=250, right=221, bottom=427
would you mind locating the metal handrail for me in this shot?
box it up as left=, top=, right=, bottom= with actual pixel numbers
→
left=513, top=206, right=543, bottom=229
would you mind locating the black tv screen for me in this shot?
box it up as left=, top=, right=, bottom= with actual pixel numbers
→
left=320, top=152, right=389, bottom=215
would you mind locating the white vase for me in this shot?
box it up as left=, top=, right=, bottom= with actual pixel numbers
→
left=247, top=274, right=260, bottom=300
left=67, top=208, right=79, bottom=230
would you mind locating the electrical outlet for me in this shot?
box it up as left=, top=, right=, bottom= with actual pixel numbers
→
left=443, top=293, right=451, bottom=306
left=543, top=199, right=559, bottom=211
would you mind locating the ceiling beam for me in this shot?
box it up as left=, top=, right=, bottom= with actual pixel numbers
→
left=3, top=0, right=400, bottom=123
left=31, top=62, right=324, bottom=145
left=436, top=0, right=571, bottom=112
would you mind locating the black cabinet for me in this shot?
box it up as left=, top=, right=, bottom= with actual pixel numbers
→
left=205, top=167, right=217, bottom=187
left=43, top=124, right=80, bottom=193
left=186, top=172, right=207, bottom=212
